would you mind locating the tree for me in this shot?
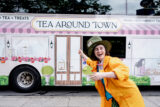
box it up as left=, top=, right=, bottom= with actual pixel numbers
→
left=154, top=0, right=160, bottom=15
left=0, top=0, right=16, bottom=12
left=140, top=0, right=156, bottom=8
left=0, top=0, right=112, bottom=14
left=137, top=0, right=160, bottom=15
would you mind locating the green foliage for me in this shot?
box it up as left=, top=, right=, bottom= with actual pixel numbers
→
left=139, top=0, right=160, bottom=15
left=129, top=76, right=150, bottom=86
left=155, top=0, right=160, bottom=15
left=41, top=76, right=46, bottom=86
left=82, top=66, right=93, bottom=75
left=82, top=76, right=95, bottom=86
left=82, top=77, right=87, bottom=86
left=41, top=66, right=54, bottom=75
left=49, top=76, right=54, bottom=86
left=88, top=80, right=95, bottom=86
left=0, top=0, right=111, bottom=14
left=41, top=76, right=54, bottom=86
left=0, top=76, right=8, bottom=86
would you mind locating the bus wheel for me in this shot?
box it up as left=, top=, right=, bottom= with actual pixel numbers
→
left=10, top=65, right=41, bottom=92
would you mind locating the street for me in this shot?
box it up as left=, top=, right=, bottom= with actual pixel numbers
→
left=0, top=86, right=160, bottom=107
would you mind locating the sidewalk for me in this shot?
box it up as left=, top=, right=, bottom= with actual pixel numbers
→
left=0, top=95, right=160, bottom=107
left=0, top=86, right=160, bottom=107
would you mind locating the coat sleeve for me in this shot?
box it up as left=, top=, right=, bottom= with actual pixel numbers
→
left=86, top=58, right=97, bottom=72
left=109, top=57, right=129, bottom=81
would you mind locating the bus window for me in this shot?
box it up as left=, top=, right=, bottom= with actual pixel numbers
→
left=83, top=36, right=126, bottom=58
left=0, top=37, right=5, bottom=57
left=12, top=36, right=49, bottom=57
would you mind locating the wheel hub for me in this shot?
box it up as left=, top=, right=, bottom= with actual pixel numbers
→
left=17, top=71, right=34, bottom=88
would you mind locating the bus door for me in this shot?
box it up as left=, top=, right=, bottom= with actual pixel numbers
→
left=55, top=36, right=82, bottom=86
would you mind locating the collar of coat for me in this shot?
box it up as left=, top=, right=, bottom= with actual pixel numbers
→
left=93, top=56, right=110, bottom=70
left=102, top=56, right=110, bottom=70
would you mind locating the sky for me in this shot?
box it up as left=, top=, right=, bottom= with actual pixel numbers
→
left=99, top=0, right=142, bottom=15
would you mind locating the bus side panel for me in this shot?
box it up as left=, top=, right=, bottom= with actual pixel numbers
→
left=131, top=38, right=160, bottom=86
left=0, top=35, right=55, bottom=86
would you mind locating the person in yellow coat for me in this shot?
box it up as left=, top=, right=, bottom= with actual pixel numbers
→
left=79, top=36, right=145, bottom=107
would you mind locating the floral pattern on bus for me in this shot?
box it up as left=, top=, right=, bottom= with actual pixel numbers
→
left=0, top=57, right=8, bottom=63
left=11, top=56, right=51, bottom=63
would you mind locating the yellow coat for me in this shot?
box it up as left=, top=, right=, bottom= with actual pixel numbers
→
left=86, top=56, right=145, bottom=107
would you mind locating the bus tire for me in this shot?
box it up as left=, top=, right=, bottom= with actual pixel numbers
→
left=10, top=65, right=41, bottom=92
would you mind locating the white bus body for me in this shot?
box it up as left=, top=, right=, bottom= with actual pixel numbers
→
left=0, top=13, right=160, bottom=92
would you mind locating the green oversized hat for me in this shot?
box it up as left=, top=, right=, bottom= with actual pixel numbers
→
left=87, top=36, right=112, bottom=59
